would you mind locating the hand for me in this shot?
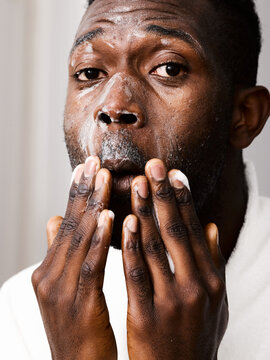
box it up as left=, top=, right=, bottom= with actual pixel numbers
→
left=32, top=157, right=117, bottom=360
left=122, top=159, right=228, bottom=360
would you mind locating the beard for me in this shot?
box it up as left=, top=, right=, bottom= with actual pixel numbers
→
left=64, top=102, right=231, bottom=249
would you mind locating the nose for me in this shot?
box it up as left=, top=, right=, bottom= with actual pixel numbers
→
left=93, top=74, right=145, bottom=128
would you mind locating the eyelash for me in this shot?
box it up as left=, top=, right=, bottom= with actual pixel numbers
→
left=73, top=68, right=106, bottom=82
left=73, top=61, right=188, bottom=83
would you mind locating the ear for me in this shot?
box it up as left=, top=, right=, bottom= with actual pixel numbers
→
left=230, top=86, right=270, bottom=149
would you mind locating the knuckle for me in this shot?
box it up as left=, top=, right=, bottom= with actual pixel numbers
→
left=137, top=204, right=152, bottom=218
left=80, top=260, right=97, bottom=280
left=155, top=182, right=174, bottom=201
left=208, top=275, right=225, bottom=297
left=165, top=221, right=187, bottom=239
left=175, top=187, right=192, bottom=206
left=77, top=181, right=90, bottom=197
left=182, top=284, right=207, bottom=307
left=37, top=280, right=56, bottom=304
left=70, top=230, right=85, bottom=250
left=90, top=232, right=101, bottom=248
left=86, top=197, right=104, bottom=213
left=129, top=267, right=147, bottom=283
left=126, top=238, right=140, bottom=251
left=144, top=237, right=165, bottom=256
left=31, top=268, right=42, bottom=288
left=187, top=222, right=203, bottom=237
left=61, top=218, right=78, bottom=234
left=69, top=184, right=78, bottom=201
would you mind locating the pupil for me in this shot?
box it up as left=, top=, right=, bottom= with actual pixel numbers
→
left=166, top=63, right=181, bottom=76
left=85, top=68, right=99, bottom=79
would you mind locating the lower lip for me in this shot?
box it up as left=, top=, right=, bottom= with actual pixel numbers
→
left=112, top=174, right=137, bottom=196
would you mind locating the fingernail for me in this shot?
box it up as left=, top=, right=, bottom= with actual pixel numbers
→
left=149, top=161, right=166, bottom=181
left=98, top=211, right=107, bottom=227
left=169, top=170, right=190, bottom=190
left=126, top=216, right=138, bottom=233
left=98, top=211, right=114, bottom=227
left=71, top=165, right=84, bottom=185
left=84, top=157, right=98, bottom=178
left=108, top=210, right=115, bottom=221
left=135, top=179, right=149, bottom=199
left=95, top=170, right=105, bottom=191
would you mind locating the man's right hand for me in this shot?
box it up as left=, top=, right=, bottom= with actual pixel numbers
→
left=32, top=156, right=117, bottom=360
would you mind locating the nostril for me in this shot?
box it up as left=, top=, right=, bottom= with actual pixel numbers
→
left=119, top=113, right=137, bottom=124
left=99, top=113, right=112, bottom=124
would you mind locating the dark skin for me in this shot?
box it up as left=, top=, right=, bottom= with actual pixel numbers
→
left=32, top=0, right=270, bottom=359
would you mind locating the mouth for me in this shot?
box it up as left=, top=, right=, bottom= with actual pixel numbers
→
left=102, top=159, right=143, bottom=196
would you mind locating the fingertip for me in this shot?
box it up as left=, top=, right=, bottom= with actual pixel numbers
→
left=206, top=223, right=219, bottom=244
left=95, top=168, right=112, bottom=191
left=131, top=175, right=149, bottom=199
left=145, top=158, right=166, bottom=181
left=122, top=215, right=139, bottom=250
left=70, top=164, right=85, bottom=186
left=46, top=216, right=63, bottom=248
left=168, top=169, right=190, bottom=190
left=124, top=214, right=138, bottom=233
left=46, top=216, right=63, bottom=233
left=98, top=209, right=115, bottom=227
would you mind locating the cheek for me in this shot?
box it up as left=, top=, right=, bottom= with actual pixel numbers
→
left=64, top=91, right=105, bottom=157
left=140, top=82, right=220, bottom=163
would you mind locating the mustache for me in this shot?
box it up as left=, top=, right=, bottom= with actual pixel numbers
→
left=98, top=129, right=146, bottom=173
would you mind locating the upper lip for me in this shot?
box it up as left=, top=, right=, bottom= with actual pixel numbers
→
left=102, top=158, right=143, bottom=175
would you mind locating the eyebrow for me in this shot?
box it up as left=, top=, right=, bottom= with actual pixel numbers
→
left=71, top=24, right=205, bottom=59
left=71, top=28, right=104, bottom=53
left=145, top=24, right=204, bottom=58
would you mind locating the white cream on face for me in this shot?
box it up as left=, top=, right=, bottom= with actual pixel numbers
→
left=79, top=116, right=97, bottom=157
left=96, top=73, right=122, bottom=106
left=76, top=84, right=100, bottom=100
left=161, top=38, right=171, bottom=46
left=105, top=41, right=115, bottom=49
left=85, top=43, right=93, bottom=54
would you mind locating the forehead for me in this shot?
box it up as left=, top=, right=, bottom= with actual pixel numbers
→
left=76, top=0, right=214, bottom=51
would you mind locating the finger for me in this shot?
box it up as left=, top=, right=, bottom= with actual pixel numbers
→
left=131, top=176, right=173, bottom=294
left=168, top=170, right=224, bottom=290
left=34, top=165, right=86, bottom=280
left=145, top=159, right=197, bottom=283
left=46, top=216, right=63, bottom=249
left=60, top=168, right=112, bottom=286
left=122, top=215, right=152, bottom=314
left=204, top=223, right=225, bottom=278
left=63, top=156, right=100, bottom=231
left=76, top=209, right=115, bottom=302
left=44, top=157, right=101, bottom=281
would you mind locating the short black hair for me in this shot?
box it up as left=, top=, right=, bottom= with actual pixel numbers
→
left=86, top=0, right=261, bottom=87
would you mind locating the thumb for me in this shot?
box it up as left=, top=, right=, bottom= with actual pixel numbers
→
left=46, top=216, right=63, bottom=249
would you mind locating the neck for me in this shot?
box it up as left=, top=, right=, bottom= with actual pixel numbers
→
left=199, top=149, right=248, bottom=262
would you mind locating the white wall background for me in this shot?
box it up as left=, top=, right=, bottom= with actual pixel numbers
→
left=0, top=0, right=269, bottom=286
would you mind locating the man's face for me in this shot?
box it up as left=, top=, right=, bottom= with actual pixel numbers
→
left=64, top=0, right=233, bottom=213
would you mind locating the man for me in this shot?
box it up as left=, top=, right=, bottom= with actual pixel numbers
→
left=1, top=0, right=270, bottom=359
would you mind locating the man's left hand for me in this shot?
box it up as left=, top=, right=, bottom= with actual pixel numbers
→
left=122, top=159, right=228, bottom=360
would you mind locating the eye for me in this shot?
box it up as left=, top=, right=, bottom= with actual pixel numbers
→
left=151, top=62, right=186, bottom=77
left=75, top=68, right=105, bottom=81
